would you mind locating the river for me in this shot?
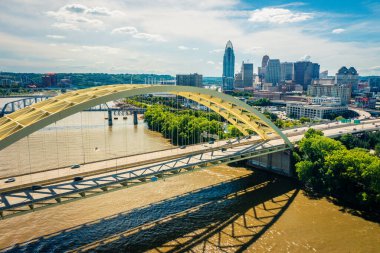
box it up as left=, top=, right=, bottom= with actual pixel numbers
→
left=0, top=100, right=379, bottom=252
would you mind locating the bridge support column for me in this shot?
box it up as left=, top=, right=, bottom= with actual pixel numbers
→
left=247, top=150, right=292, bottom=177
left=133, top=111, right=138, bottom=125
left=108, top=109, right=113, bottom=126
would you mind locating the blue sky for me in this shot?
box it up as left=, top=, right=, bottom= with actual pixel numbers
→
left=0, top=0, right=379, bottom=76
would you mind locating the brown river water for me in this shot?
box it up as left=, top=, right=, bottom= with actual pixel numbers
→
left=0, top=107, right=379, bottom=252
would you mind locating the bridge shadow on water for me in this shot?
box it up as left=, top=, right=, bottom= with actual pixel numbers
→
left=2, top=171, right=299, bottom=253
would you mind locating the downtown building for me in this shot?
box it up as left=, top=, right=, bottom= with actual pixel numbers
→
left=234, top=61, right=253, bottom=89
left=293, top=61, right=320, bottom=90
left=265, top=59, right=281, bottom=86
left=369, top=77, right=380, bottom=93
left=258, top=55, right=269, bottom=82
left=176, top=73, right=203, bottom=87
left=222, top=40, right=235, bottom=91
left=286, top=102, right=348, bottom=119
left=307, top=83, right=352, bottom=105
left=335, top=66, right=359, bottom=93
left=41, top=73, right=57, bottom=87
left=280, top=62, right=294, bottom=81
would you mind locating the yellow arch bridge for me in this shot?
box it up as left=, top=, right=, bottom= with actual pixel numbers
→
left=0, top=85, right=292, bottom=150
left=0, top=85, right=297, bottom=219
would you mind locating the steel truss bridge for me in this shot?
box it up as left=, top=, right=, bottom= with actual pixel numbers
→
left=0, top=84, right=379, bottom=219
left=0, top=96, right=145, bottom=117
left=0, top=84, right=292, bottom=150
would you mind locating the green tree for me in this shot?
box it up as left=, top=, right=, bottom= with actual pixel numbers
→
left=294, top=128, right=380, bottom=208
left=375, top=144, right=380, bottom=157
left=303, top=128, right=324, bottom=138
left=324, top=149, right=380, bottom=205
left=299, top=117, right=311, bottom=124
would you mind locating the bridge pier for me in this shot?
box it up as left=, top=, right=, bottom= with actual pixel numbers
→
left=247, top=150, right=293, bottom=177
left=108, top=109, right=113, bottom=126
left=133, top=111, right=138, bottom=125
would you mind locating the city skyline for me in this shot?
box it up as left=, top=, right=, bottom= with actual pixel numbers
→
left=1, top=0, right=380, bottom=76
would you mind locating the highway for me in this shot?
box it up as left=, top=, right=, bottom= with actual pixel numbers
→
left=1, top=118, right=379, bottom=192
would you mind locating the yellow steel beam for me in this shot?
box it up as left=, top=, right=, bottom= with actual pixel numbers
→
left=0, top=85, right=293, bottom=150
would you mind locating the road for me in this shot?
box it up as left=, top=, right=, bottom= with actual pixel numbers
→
left=1, top=118, right=379, bottom=192
left=349, top=106, right=372, bottom=120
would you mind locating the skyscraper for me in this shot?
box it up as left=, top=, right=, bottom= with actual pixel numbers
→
left=294, top=61, right=320, bottom=90
left=335, top=66, right=359, bottom=92
left=258, top=55, right=270, bottom=82
left=262, top=55, right=269, bottom=68
left=222, top=40, right=235, bottom=91
left=280, top=62, right=294, bottom=81
left=241, top=61, right=254, bottom=88
left=234, top=61, right=253, bottom=88
left=265, top=59, right=281, bottom=85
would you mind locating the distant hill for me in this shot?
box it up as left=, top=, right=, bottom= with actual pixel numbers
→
left=0, top=72, right=174, bottom=88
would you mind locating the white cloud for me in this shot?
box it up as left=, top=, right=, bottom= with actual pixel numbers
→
left=86, top=7, right=123, bottom=16
left=51, top=4, right=122, bottom=17
left=332, top=28, right=346, bottom=34
left=370, top=66, right=380, bottom=71
left=46, top=35, right=66, bottom=39
left=132, top=33, right=166, bottom=42
left=47, top=4, right=121, bottom=31
left=52, top=22, right=79, bottom=31
left=209, top=49, right=224, bottom=53
left=178, top=45, right=199, bottom=50
left=300, top=55, right=311, bottom=61
left=249, top=8, right=312, bottom=24
left=112, top=26, right=165, bottom=42
left=207, top=60, right=215, bottom=64
left=63, top=4, right=87, bottom=14
left=81, top=46, right=120, bottom=54
left=1, top=0, right=380, bottom=75
left=112, top=26, right=138, bottom=35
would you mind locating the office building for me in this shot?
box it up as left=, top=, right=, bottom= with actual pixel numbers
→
left=262, top=55, right=269, bottom=68
left=258, top=55, right=270, bottom=82
left=176, top=73, right=203, bottom=87
left=265, top=59, right=281, bottom=85
left=308, top=96, right=342, bottom=106
left=320, top=70, right=329, bottom=78
left=293, top=61, right=320, bottom=90
left=241, top=61, right=253, bottom=88
left=369, top=77, right=380, bottom=93
left=286, top=102, right=348, bottom=119
left=307, top=83, right=351, bottom=105
left=280, top=62, right=293, bottom=81
left=335, top=66, right=359, bottom=92
left=222, top=40, right=235, bottom=91
left=234, top=73, right=243, bottom=88
left=42, top=73, right=57, bottom=87
left=355, top=95, right=377, bottom=109
left=234, top=62, right=254, bottom=88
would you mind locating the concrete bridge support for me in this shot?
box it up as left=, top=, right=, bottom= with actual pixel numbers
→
left=108, top=109, right=113, bottom=126
left=133, top=111, right=138, bottom=125
left=247, top=150, right=293, bottom=177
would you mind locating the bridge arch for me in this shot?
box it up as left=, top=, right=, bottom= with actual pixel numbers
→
left=0, top=85, right=292, bottom=150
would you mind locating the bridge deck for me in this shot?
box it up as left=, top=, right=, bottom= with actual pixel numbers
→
left=0, top=141, right=289, bottom=219
left=0, top=118, right=379, bottom=219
